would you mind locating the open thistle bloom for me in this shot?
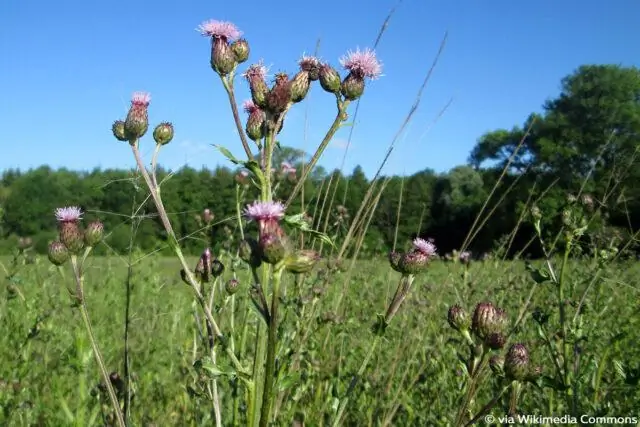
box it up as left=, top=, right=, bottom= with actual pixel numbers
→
left=198, top=19, right=242, bottom=76
left=124, top=92, right=151, bottom=140
left=243, top=62, right=269, bottom=108
left=396, top=237, right=437, bottom=275
left=243, top=99, right=266, bottom=141
left=55, top=206, right=84, bottom=254
left=243, top=200, right=285, bottom=235
left=339, top=48, right=382, bottom=100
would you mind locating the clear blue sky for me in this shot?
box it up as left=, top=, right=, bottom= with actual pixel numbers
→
left=1, top=0, right=639, bottom=178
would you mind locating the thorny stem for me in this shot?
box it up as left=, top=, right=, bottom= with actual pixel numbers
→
left=259, top=268, right=284, bottom=427
left=71, top=256, right=126, bottom=427
left=285, top=98, right=350, bottom=208
left=332, top=334, right=381, bottom=427
left=221, top=75, right=254, bottom=161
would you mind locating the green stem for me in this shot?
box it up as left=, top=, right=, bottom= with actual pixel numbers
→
left=332, top=334, right=381, bottom=427
left=71, top=257, right=125, bottom=427
left=259, top=268, right=283, bottom=427
left=221, top=75, right=254, bottom=161
left=249, top=264, right=270, bottom=426
left=558, top=242, right=571, bottom=391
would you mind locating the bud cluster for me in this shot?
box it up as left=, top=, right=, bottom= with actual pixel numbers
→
left=48, top=206, right=104, bottom=266
left=112, top=92, right=175, bottom=148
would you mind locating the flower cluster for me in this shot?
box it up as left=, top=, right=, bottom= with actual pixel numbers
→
left=48, top=206, right=104, bottom=266
left=198, top=20, right=248, bottom=75
left=388, top=237, right=437, bottom=276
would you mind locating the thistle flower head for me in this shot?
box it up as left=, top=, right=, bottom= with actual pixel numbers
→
left=242, top=62, right=268, bottom=81
left=197, top=20, right=242, bottom=41
left=447, top=304, right=471, bottom=332
left=243, top=99, right=260, bottom=114
left=299, top=54, right=321, bottom=70
left=243, top=200, right=285, bottom=222
left=459, top=250, right=472, bottom=264
left=281, top=162, right=296, bottom=174
left=339, top=48, right=383, bottom=80
left=413, top=238, right=437, bottom=258
left=131, top=92, right=151, bottom=107
left=55, top=206, right=83, bottom=223
left=505, top=343, right=530, bottom=381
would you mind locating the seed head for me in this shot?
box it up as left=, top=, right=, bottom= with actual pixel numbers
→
left=84, top=220, right=104, bottom=247
left=339, top=48, right=383, bottom=80
left=48, top=241, right=70, bottom=266
left=447, top=304, right=471, bottom=332
left=197, top=20, right=242, bottom=41
left=319, top=63, right=341, bottom=94
left=153, top=122, right=174, bottom=146
left=504, top=343, right=530, bottom=381
left=231, top=38, right=250, bottom=63
left=112, top=120, right=128, bottom=142
left=124, top=92, right=151, bottom=140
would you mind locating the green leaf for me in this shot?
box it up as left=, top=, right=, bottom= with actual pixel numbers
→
left=213, top=145, right=242, bottom=165
left=284, top=214, right=335, bottom=248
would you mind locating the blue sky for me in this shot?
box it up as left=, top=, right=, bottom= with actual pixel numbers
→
left=1, top=0, right=639, bottom=178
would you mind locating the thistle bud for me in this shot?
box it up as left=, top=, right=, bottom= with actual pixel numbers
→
left=489, top=355, right=504, bottom=375
left=388, top=251, right=402, bottom=272
left=447, top=304, right=471, bottom=332
left=266, top=73, right=292, bottom=114
left=48, top=241, right=70, bottom=266
left=239, top=237, right=261, bottom=268
left=112, top=120, right=128, bottom=142
left=299, top=55, right=321, bottom=81
left=340, top=73, right=366, bottom=100
left=485, top=332, right=507, bottom=350
left=319, top=64, right=341, bottom=94
left=153, top=122, right=174, bottom=146
left=504, top=343, right=530, bottom=381
left=290, top=70, right=311, bottom=103
left=225, top=278, right=239, bottom=295
left=244, top=101, right=266, bottom=141
left=285, top=250, right=320, bottom=274
left=203, top=208, right=214, bottom=224
left=231, top=39, right=250, bottom=63
left=211, top=37, right=237, bottom=76
left=243, top=63, right=269, bottom=109
left=398, top=251, right=429, bottom=275
left=84, top=220, right=104, bottom=247
left=211, top=259, right=225, bottom=277
left=195, top=248, right=212, bottom=283
left=471, top=302, right=507, bottom=341
left=259, top=232, right=288, bottom=265
left=59, top=221, right=84, bottom=254
left=17, top=237, right=33, bottom=250
left=124, top=92, right=151, bottom=140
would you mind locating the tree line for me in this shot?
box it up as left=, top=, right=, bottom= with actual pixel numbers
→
left=1, top=64, right=639, bottom=258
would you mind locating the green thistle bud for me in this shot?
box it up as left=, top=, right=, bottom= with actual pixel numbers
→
left=48, top=241, right=70, bottom=266
left=285, top=250, right=320, bottom=274
left=290, top=70, right=311, bottom=103
left=84, top=220, right=104, bottom=247
left=239, top=238, right=261, bottom=268
left=471, top=302, right=508, bottom=341
left=211, top=38, right=237, bottom=76
left=59, top=221, right=84, bottom=254
left=398, top=251, right=429, bottom=275
left=17, top=237, right=33, bottom=250
left=266, top=73, right=292, bottom=114
left=244, top=103, right=266, bottom=141
left=230, top=39, right=250, bottom=63
left=124, top=92, right=151, bottom=140
left=447, top=304, right=471, bottom=332
left=299, top=55, right=321, bottom=81
left=485, top=332, right=507, bottom=350
left=195, top=248, right=212, bottom=283
left=489, top=355, right=504, bottom=375
left=112, top=120, right=128, bottom=142
left=388, top=251, right=402, bottom=272
left=319, top=64, right=341, bottom=94
left=504, top=343, right=530, bottom=381
left=153, top=122, right=174, bottom=146
left=244, top=63, right=269, bottom=109
left=225, top=278, right=239, bottom=295
left=211, top=259, right=225, bottom=277
left=340, top=72, right=365, bottom=100
left=259, top=232, right=288, bottom=265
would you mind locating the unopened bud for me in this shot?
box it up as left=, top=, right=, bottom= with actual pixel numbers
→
left=84, top=220, right=104, bottom=247
left=239, top=238, right=261, bottom=268
left=48, top=241, right=70, bottom=266
left=504, top=343, right=530, bottom=381
left=244, top=63, right=269, bottom=108
left=211, top=38, right=236, bottom=76
left=246, top=108, right=266, bottom=141
left=447, top=304, right=471, bottom=332
left=530, top=205, right=542, bottom=221
left=112, top=120, right=128, bottom=142
left=489, top=355, right=504, bottom=375
left=319, top=64, right=341, bottom=94
left=266, top=73, right=292, bottom=114
left=290, top=71, right=311, bottom=103
left=203, top=208, right=214, bottom=224
left=299, top=55, right=321, bottom=81
left=225, top=278, right=240, bottom=295
left=211, top=259, right=225, bottom=277
left=195, top=248, right=212, bottom=283
left=153, top=122, right=174, bottom=146
left=471, top=302, right=508, bottom=341
left=485, top=332, right=507, bottom=350
left=124, top=92, right=151, bottom=140
left=285, top=250, right=320, bottom=274
left=231, top=39, right=250, bottom=63
left=398, top=251, right=429, bottom=275
left=17, top=237, right=33, bottom=250
left=340, top=72, right=365, bottom=100
left=388, top=251, right=402, bottom=272
left=59, top=221, right=84, bottom=254
left=259, top=232, right=288, bottom=265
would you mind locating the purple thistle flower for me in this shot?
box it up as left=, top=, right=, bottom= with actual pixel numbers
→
left=243, top=99, right=259, bottom=114
left=197, top=20, right=242, bottom=41
left=299, top=54, right=321, bottom=70
left=281, top=162, right=296, bottom=174
left=242, top=61, right=268, bottom=81
left=413, top=238, right=437, bottom=257
left=243, top=201, right=285, bottom=222
left=459, top=251, right=472, bottom=262
left=339, top=48, right=383, bottom=80
left=55, top=206, right=83, bottom=223
left=131, top=92, right=151, bottom=107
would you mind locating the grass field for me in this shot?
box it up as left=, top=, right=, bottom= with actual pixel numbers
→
left=1, top=252, right=639, bottom=426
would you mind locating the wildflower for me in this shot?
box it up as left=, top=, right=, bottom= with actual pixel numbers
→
left=459, top=250, right=472, bottom=265
left=124, top=92, right=151, bottom=140
left=55, top=206, right=84, bottom=254
left=230, top=38, right=250, bottom=63
left=259, top=232, right=288, bottom=265
left=318, top=63, right=341, bottom=94
left=280, top=162, right=296, bottom=181
left=48, top=241, right=70, bottom=266
left=412, top=238, right=437, bottom=257
left=153, top=122, right=174, bottom=146
left=243, top=200, right=286, bottom=234
left=243, top=100, right=266, bottom=141
left=504, top=343, right=530, bottom=381
left=243, top=62, right=269, bottom=108
left=112, top=120, right=128, bottom=142
left=198, top=19, right=242, bottom=76
left=339, top=48, right=382, bottom=100
left=266, top=72, right=292, bottom=114
left=84, top=220, right=104, bottom=247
